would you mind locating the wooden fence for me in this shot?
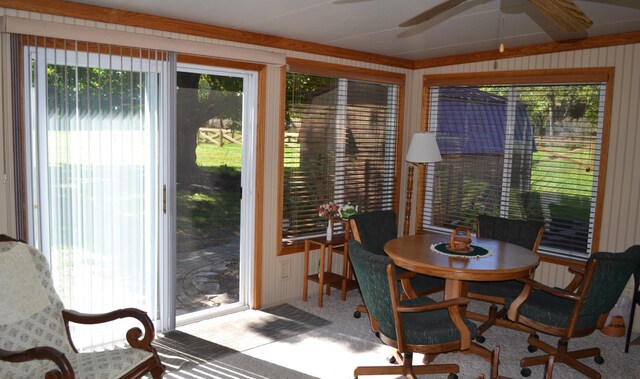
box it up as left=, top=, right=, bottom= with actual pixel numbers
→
left=198, top=128, right=242, bottom=146
left=198, top=129, right=300, bottom=148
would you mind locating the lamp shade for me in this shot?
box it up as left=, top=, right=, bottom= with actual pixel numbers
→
left=406, top=132, right=442, bottom=164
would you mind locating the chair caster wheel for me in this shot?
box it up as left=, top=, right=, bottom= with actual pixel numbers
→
left=447, top=374, right=458, bottom=379
left=476, top=335, right=486, bottom=343
left=521, top=367, right=532, bottom=377
left=353, top=311, right=361, bottom=318
left=594, top=355, right=604, bottom=364
left=527, top=345, right=538, bottom=353
left=387, top=355, right=397, bottom=364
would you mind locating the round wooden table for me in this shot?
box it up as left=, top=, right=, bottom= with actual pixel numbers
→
left=384, top=232, right=540, bottom=300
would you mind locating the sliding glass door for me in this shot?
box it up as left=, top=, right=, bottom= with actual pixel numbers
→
left=175, top=63, right=256, bottom=324
left=21, top=39, right=258, bottom=344
left=22, top=37, right=167, bottom=348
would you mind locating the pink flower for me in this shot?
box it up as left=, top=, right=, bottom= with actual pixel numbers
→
left=317, top=202, right=340, bottom=219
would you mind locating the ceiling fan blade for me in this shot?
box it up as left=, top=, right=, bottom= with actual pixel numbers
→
left=399, top=0, right=467, bottom=27
left=528, top=0, right=593, bottom=32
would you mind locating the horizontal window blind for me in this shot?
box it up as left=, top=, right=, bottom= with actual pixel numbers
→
left=423, top=83, right=605, bottom=258
left=283, top=72, right=398, bottom=241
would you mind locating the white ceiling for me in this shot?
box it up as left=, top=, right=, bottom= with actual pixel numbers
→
left=70, top=0, right=640, bottom=61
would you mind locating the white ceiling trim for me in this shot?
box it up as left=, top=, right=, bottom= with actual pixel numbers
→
left=0, top=16, right=286, bottom=66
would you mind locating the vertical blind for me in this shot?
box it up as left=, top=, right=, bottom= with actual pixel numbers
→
left=423, top=84, right=605, bottom=258
left=283, top=72, right=399, bottom=241
left=20, top=35, right=166, bottom=349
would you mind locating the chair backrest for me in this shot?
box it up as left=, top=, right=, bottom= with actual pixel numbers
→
left=477, top=214, right=544, bottom=252
left=348, top=239, right=398, bottom=340
left=349, top=210, right=398, bottom=255
left=0, top=241, right=75, bottom=376
left=577, top=245, right=640, bottom=326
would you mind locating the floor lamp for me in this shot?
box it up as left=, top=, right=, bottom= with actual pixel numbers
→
left=404, top=132, right=442, bottom=236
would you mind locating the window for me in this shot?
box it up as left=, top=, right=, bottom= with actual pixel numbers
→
left=421, top=70, right=612, bottom=259
left=281, top=61, right=404, bottom=247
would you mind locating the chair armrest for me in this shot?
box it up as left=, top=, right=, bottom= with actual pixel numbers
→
left=508, top=277, right=580, bottom=322
left=62, top=308, right=155, bottom=350
left=564, top=266, right=585, bottom=292
left=0, top=346, right=74, bottom=378
left=517, top=277, right=580, bottom=301
left=397, top=297, right=472, bottom=350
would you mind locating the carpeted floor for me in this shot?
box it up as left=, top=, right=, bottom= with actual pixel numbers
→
left=155, top=291, right=640, bottom=378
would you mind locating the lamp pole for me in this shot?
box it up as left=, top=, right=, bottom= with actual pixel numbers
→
left=404, top=164, right=416, bottom=237
left=404, top=132, right=441, bottom=236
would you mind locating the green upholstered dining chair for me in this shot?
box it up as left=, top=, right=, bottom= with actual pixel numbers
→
left=348, top=240, right=489, bottom=379
left=349, top=211, right=444, bottom=317
left=467, top=214, right=544, bottom=342
left=507, top=245, right=640, bottom=379
left=0, top=235, right=165, bottom=379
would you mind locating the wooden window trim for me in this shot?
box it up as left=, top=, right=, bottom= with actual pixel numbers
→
left=286, top=58, right=405, bottom=85
left=278, top=60, right=406, bottom=255
left=414, top=31, right=640, bottom=69
left=418, top=68, right=615, bottom=255
left=540, top=253, right=587, bottom=268
left=5, top=0, right=640, bottom=69
left=1, top=0, right=412, bottom=69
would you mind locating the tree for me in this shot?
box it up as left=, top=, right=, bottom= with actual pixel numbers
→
left=480, top=84, right=600, bottom=136
left=176, top=72, right=243, bottom=178
left=285, top=73, right=332, bottom=129
left=46, top=65, right=146, bottom=125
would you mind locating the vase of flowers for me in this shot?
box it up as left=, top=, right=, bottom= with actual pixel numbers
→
left=317, top=202, right=339, bottom=241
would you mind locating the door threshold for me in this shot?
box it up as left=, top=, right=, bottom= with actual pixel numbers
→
left=176, top=304, right=250, bottom=327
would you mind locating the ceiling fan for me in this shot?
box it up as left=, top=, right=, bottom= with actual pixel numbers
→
left=399, top=0, right=593, bottom=32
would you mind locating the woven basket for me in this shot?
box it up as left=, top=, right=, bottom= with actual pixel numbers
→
left=447, top=226, right=473, bottom=253
left=601, top=315, right=626, bottom=337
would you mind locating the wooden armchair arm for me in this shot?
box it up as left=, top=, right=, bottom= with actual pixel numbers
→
left=508, top=277, right=580, bottom=322
left=0, top=346, right=74, bottom=378
left=397, top=297, right=471, bottom=350
left=62, top=308, right=155, bottom=351
left=517, top=277, right=580, bottom=301
left=564, top=265, right=585, bottom=292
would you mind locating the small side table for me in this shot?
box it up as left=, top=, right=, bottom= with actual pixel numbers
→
left=303, top=221, right=357, bottom=307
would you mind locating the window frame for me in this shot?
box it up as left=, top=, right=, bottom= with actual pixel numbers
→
left=418, top=68, right=614, bottom=261
left=278, top=58, right=406, bottom=255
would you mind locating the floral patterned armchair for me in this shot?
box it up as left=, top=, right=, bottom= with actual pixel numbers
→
left=0, top=235, right=165, bottom=378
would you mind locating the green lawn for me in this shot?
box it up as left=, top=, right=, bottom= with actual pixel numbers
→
left=531, top=147, right=594, bottom=197
left=196, top=142, right=242, bottom=169
left=177, top=142, right=242, bottom=234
